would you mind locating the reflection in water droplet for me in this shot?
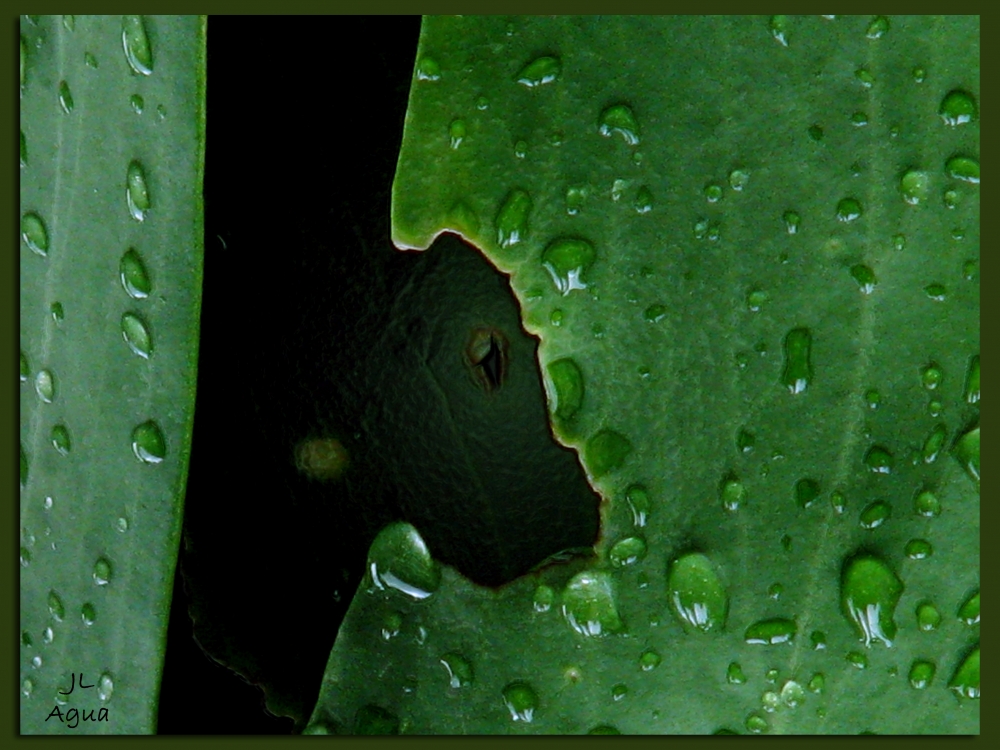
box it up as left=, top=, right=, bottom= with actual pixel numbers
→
left=584, top=429, right=632, bottom=478
left=502, top=681, right=538, bottom=722
left=781, top=328, right=812, bottom=394
left=21, top=212, right=49, bottom=256
left=35, top=369, right=55, bottom=403
left=939, top=89, right=977, bottom=126
left=495, top=189, right=532, bottom=248
left=516, top=55, right=560, bottom=87
left=561, top=570, right=623, bottom=637
left=367, top=521, right=440, bottom=600
left=126, top=160, right=151, bottom=221
left=745, top=618, right=796, bottom=645
left=598, top=104, right=640, bottom=145
left=132, top=420, right=166, bottom=463
left=121, top=312, right=153, bottom=358
left=122, top=16, right=153, bottom=75
left=948, top=645, right=979, bottom=699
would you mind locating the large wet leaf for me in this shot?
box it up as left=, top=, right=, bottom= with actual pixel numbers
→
left=19, top=15, right=205, bottom=733
left=312, top=16, right=979, bottom=734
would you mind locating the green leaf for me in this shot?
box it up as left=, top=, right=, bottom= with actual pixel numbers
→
left=313, top=15, right=978, bottom=734
left=19, top=15, right=205, bottom=733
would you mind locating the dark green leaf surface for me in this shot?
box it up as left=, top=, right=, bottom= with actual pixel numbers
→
left=315, top=15, right=979, bottom=734
left=19, top=15, right=205, bottom=734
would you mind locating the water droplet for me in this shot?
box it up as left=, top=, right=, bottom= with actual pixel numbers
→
left=921, top=424, right=947, bottom=463
left=565, top=185, right=586, bottom=215
left=513, top=139, right=526, bottom=159
left=780, top=680, right=805, bottom=708
left=954, top=425, right=979, bottom=485
left=122, top=16, right=153, bottom=75
left=781, top=210, right=801, bottom=234
left=964, top=355, right=980, bottom=404
left=612, top=682, right=628, bottom=701
left=794, top=478, right=820, bottom=509
left=541, top=237, right=595, bottom=296
left=19, top=351, right=29, bottom=383
left=745, top=712, right=768, bottom=734
left=22, top=678, right=33, bottom=698
left=610, top=536, right=647, bottom=567
left=448, top=118, right=466, bottom=149
left=720, top=474, right=747, bottom=512
left=733, top=429, right=756, bottom=456
left=900, top=170, right=929, bottom=205
left=727, top=662, right=747, bottom=685
left=866, top=15, right=890, bottom=39
left=35, top=369, right=55, bottom=403
left=120, top=248, right=152, bottom=299
left=84, top=51, right=98, bottom=69
left=943, top=188, right=960, bottom=209
left=639, top=648, right=661, bottom=671
left=836, top=197, right=863, bottom=222
left=855, top=68, right=875, bottom=88
left=416, top=56, right=440, bottom=81
left=598, top=104, right=640, bottom=145
left=763, top=689, right=781, bottom=712
left=93, top=557, right=112, bottom=586
left=859, top=500, right=891, bottom=529
left=924, top=283, right=946, bottom=301
left=48, top=302, right=64, bottom=324
left=704, top=183, right=723, bottom=202
left=495, top=188, right=532, bottom=248
left=625, top=484, right=650, bottom=528
left=948, top=645, right=979, bottom=699
left=20, top=130, right=28, bottom=168
left=20, top=546, right=31, bottom=567
left=766, top=583, right=783, bottom=601
left=96, top=672, right=115, bottom=702
left=769, top=15, right=790, bottom=46
left=729, top=169, right=750, bottom=192
left=549, top=308, right=564, bottom=327
left=546, top=358, right=584, bottom=422
left=515, top=55, right=560, bottom=87
left=533, top=584, right=554, bottom=613
left=808, top=673, right=825, bottom=693
left=475, top=96, right=488, bottom=110
left=912, top=66, right=926, bottom=82
left=745, top=618, right=796, bottom=645
left=905, top=539, right=933, bottom=560
left=864, top=445, right=893, bottom=474
left=21, top=212, right=49, bottom=256
left=43, top=495, right=53, bottom=511
left=643, top=304, right=667, bottom=323
left=41, top=626, right=54, bottom=645
left=115, top=516, right=129, bottom=533
left=781, top=328, right=812, bottom=394
left=31, top=655, right=42, bottom=669
left=561, top=570, right=623, bottom=637
left=907, top=659, right=935, bottom=690
left=945, top=155, right=980, bottom=186
left=913, top=489, right=941, bottom=519
left=841, top=554, right=902, bottom=647
left=132, top=420, right=166, bottom=463
left=667, top=553, right=727, bottom=633
left=633, top=185, right=653, bottom=214
left=48, top=590, right=65, bottom=621
left=846, top=651, right=869, bottom=669
left=130, top=93, right=145, bottom=114
left=850, top=111, right=869, bottom=127
left=126, top=160, right=151, bottom=221
left=81, top=602, right=97, bottom=626
left=57, top=80, right=75, bottom=113
left=584, top=429, right=632, bottom=478
left=367, top=521, right=440, bottom=600
left=121, top=312, right=153, bottom=359
left=939, top=89, right=977, bottom=126
left=958, top=590, right=980, bottom=625
left=502, top=681, right=538, bottom=722
left=380, top=610, right=402, bottom=640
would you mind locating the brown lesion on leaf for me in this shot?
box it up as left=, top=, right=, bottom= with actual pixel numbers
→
left=464, top=326, right=509, bottom=392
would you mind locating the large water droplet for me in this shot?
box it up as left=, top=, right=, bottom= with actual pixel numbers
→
left=495, top=189, right=532, bottom=248
left=121, top=312, right=153, bottom=359
left=954, top=425, right=979, bottom=485
left=864, top=445, right=893, bottom=474
left=946, top=155, right=980, bottom=184
left=367, top=521, right=440, bottom=600
left=921, top=424, right=947, bottom=463
left=120, top=248, right=152, bottom=298
left=541, top=237, right=595, bottom=295
left=745, top=618, right=797, bottom=645
left=126, top=161, right=151, bottom=221
left=35, top=369, right=55, bottom=403
left=781, top=680, right=806, bottom=708
left=900, top=170, right=929, bottom=205
left=939, top=89, right=977, bottom=126
left=545, top=358, right=583, bottom=422
left=668, top=552, right=728, bottom=632
left=584, top=429, right=632, bottom=478
left=859, top=500, right=891, bottom=529
left=561, top=570, right=623, bottom=637
left=948, top=645, right=979, bottom=699
left=609, top=536, right=647, bottom=567
left=964, top=355, right=980, bottom=404
left=122, top=16, right=153, bottom=75
left=502, top=681, right=538, bottom=722
left=598, top=104, right=640, bottom=145
left=909, top=659, right=935, bottom=689
left=440, top=652, right=473, bottom=688
left=841, top=554, right=902, bottom=647
left=515, top=55, right=560, bottom=87
left=58, top=80, right=74, bottom=113
left=781, top=328, right=812, bottom=394
left=48, top=590, right=65, bottom=621
left=836, top=197, right=863, bottom=222
left=21, top=212, right=49, bottom=256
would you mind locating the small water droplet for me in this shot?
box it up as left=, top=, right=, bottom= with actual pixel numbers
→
left=42, top=626, right=54, bottom=645
left=729, top=169, right=750, bottom=192
left=81, top=602, right=96, bottom=626
left=913, top=489, right=941, bottom=518
left=598, top=104, right=640, bottom=145
left=546, top=358, right=584, bottom=422
left=846, top=651, right=869, bottom=669
left=19, top=350, right=29, bottom=383
left=130, top=93, right=144, bottom=114
left=562, top=570, right=623, bottom=637
left=850, top=111, right=869, bottom=127
left=808, top=673, right=825, bottom=693
left=939, top=89, right=977, bottom=126
left=864, top=445, right=893, bottom=474
left=475, top=95, right=488, bottom=110
left=367, top=521, right=440, bottom=600
left=720, top=474, right=747, bottom=512
left=515, top=55, right=560, bottom=87
left=905, top=539, right=933, bottom=560
left=948, top=645, right=979, bottom=699
left=611, top=682, right=628, bottom=701
left=35, top=369, right=55, bottom=403
left=565, top=185, right=587, bottom=215
left=21, top=212, right=49, bottom=256
left=920, top=424, right=947, bottom=464
left=97, top=672, right=115, bottom=702
left=502, top=681, right=538, bottom=722
left=448, top=118, right=466, bottom=149
left=31, top=655, right=42, bottom=669
left=122, top=16, right=153, bottom=75
left=836, top=197, right=863, bottom=222
left=924, top=283, right=947, bottom=301
left=20, top=546, right=31, bottom=567
left=625, top=484, right=650, bottom=528
left=704, top=183, right=723, bottom=202
left=745, top=618, right=797, bottom=645
left=121, top=312, right=153, bottom=359
left=769, top=15, right=790, bottom=46
left=126, top=160, right=151, bottom=221
left=945, top=154, right=980, bottom=184
left=533, top=584, right=554, bottom=613
left=906, top=659, right=935, bottom=690
left=643, top=304, right=667, bottom=323
left=859, top=500, right=891, bottom=529
left=781, top=210, right=800, bottom=234
left=120, top=248, right=152, bottom=299
left=912, top=66, right=926, bottom=83
left=841, top=553, right=902, bottom=647
left=380, top=610, right=402, bottom=640
left=584, top=429, right=632, bottom=479
left=794, top=478, right=820, bottom=509
left=943, top=188, right=960, bottom=209
left=633, top=185, right=653, bottom=213
left=610, top=178, right=628, bottom=202
left=964, top=355, right=980, bottom=404
left=549, top=308, right=564, bottom=327
left=866, top=15, right=890, bottom=39
left=781, top=328, right=812, bottom=394
left=855, top=68, right=875, bottom=88
left=84, top=51, right=98, bottom=69
left=115, top=516, right=129, bottom=533
left=440, top=652, right=473, bottom=688
left=954, top=425, right=980, bottom=486
left=958, top=590, right=980, bottom=625
left=48, top=590, right=65, bottom=621
left=900, top=170, right=929, bottom=205
left=495, top=188, right=532, bottom=248
left=131, top=420, right=166, bottom=463
left=609, top=536, right=647, bottom=567
left=727, top=662, right=747, bottom=685
left=58, top=80, right=75, bottom=113
left=513, top=139, right=527, bottom=159
left=745, top=712, right=768, bottom=734
left=781, top=680, right=806, bottom=708
left=736, top=428, right=756, bottom=455
left=93, top=557, right=112, bottom=586
left=541, top=237, right=595, bottom=296
left=919, top=363, right=943, bottom=391
left=22, top=678, right=33, bottom=698
left=639, top=648, right=662, bottom=671
left=416, top=56, right=440, bottom=81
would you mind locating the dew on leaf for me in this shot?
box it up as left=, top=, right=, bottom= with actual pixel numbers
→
left=644, top=304, right=667, bottom=323
left=914, top=489, right=941, bottom=518
left=42, top=626, right=53, bottom=645
left=126, top=160, right=151, bottom=221
left=864, top=445, right=893, bottom=474
left=121, top=312, right=153, bottom=359
left=953, top=425, right=979, bottom=485
left=541, top=237, right=595, bottom=295
left=58, top=80, right=74, bottom=113
left=846, top=651, right=869, bottom=669
left=22, top=678, right=33, bottom=698
left=48, top=590, right=65, bottom=621
left=84, top=51, right=98, bottom=69
left=35, top=369, right=55, bottom=403
left=495, top=188, right=532, bottom=248
left=769, top=15, right=790, bottom=46
left=546, top=358, right=583, bottom=422
left=920, top=362, right=943, bottom=390
left=513, top=139, right=526, bottom=158
left=866, top=15, right=890, bottom=39
left=859, top=500, right=891, bottom=529
left=598, top=104, right=640, bottom=145
left=132, top=420, right=166, bottom=463
left=747, top=290, right=767, bottom=312
left=729, top=169, right=750, bottom=192
left=81, top=602, right=96, bottom=626
left=745, top=712, right=768, bottom=734
left=761, top=690, right=780, bottom=712
left=851, top=111, right=869, bottom=127
left=502, top=681, right=538, bottom=722
left=836, top=197, right=863, bottom=222
left=122, top=15, right=153, bottom=75
left=946, top=155, right=980, bottom=184
left=609, top=536, right=647, bottom=567
left=958, top=590, right=979, bottom=625
left=476, top=96, right=488, bottom=110
left=808, top=673, right=825, bottom=693
left=736, top=428, right=755, bottom=454
left=21, top=212, right=49, bottom=256
left=634, top=185, right=653, bottom=213
left=584, top=429, right=632, bottom=478
left=939, top=89, right=977, bottom=126
left=905, top=539, right=933, bottom=560
left=565, top=185, right=586, bottom=215
left=855, top=68, right=875, bottom=88
left=781, top=328, right=812, bottom=394
left=561, top=570, right=623, bottom=637
left=549, top=309, right=563, bottom=327
left=515, top=55, right=560, bottom=87
left=20, top=547, right=31, bottom=567
left=900, top=170, right=929, bottom=205
left=948, top=645, right=979, bottom=699
left=639, top=649, right=661, bottom=671
left=380, top=611, right=402, bottom=640
left=964, top=355, right=980, bottom=404
left=841, top=553, right=903, bottom=647
left=130, top=93, right=144, bottom=113
left=120, top=248, right=152, bottom=298
left=921, top=424, right=947, bottom=463
left=93, top=557, right=112, bottom=586
left=367, top=521, right=440, bottom=600
left=745, top=618, right=796, bottom=645
left=612, top=682, right=628, bottom=701
left=719, top=474, right=747, bottom=513
left=440, top=653, right=473, bottom=688
left=783, top=210, right=800, bottom=234
left=795, top=478, right=820, bottom=509
left=626, top=484, right=650, bottom=527
left=704, top=183, right=723, bottom=202
left=781, top=680, right=806, bottom=708
left=912, top=66, right=926, bottom=83
left=533, top=584, right=554, bottom=613
left=943, top=188, right=960, bottom=209
left=416, top=56, right=440, bottom=81
left=924, top=283, right=946, bottom=301
left=668, top=552, right=728, bottom=632
left=727, top=662, right=747, bottom=685
left=448, top=118, right=466, bottom=149
left=830, top=490, right=846, bottom=514
left=909, top=660, right=935, bottom=689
